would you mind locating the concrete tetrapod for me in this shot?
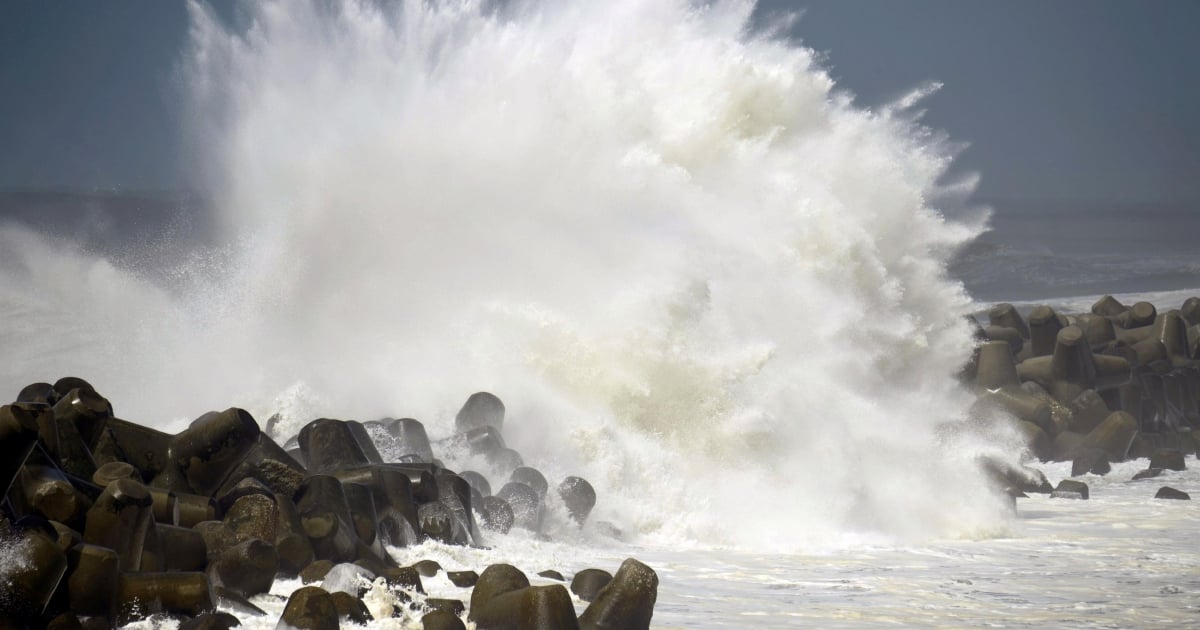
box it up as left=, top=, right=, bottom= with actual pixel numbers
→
left=386, top=417, right=436, bottom=463
left=557, top=476, right=597, bottom=525
left=578, top=558, right=659, bottom=630
left=115, top=572, right=216, bottom=624
left=276, top=586, right=339, bottom=630
left=297, top=419, right=374, bottom=475
left=1028, top=306, right=1068, bottom=357
left=1, top=403, right=43, bottom=498
left=471, top=585, right=580, bottom=630
left=0, top=525, right=69, bottom=622
left=1017, top=326, right=1131, bottom=404
left=83, top=478, right=155, bottom=572
left=988, top=303, right=1030, bottom=339
left=468, top=564, right=531, bottom=623
left=455, top=392, right=506, bottom=433
left=1080, top=411, right=1139, bottom=462
left=168, top=408, right=261, bottom=496
left=570, top=569, right=613, bottom=602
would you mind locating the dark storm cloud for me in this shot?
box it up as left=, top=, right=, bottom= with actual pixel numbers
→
left=2, top=0, right=1198, bottom=206
left=759, top=0, right=1200, bottom=204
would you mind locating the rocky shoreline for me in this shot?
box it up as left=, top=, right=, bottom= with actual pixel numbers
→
left=1, top=387, right=656, bottom=629
left=2, top=293, right=1196, bottom=628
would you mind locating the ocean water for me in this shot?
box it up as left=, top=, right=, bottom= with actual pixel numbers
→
left=0, top=0, right=1197, bottom=627
left=952, top=199, right=1200, bottom=303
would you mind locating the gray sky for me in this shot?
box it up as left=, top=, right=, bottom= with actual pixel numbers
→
left=2, top=0, right=1198, bottom=205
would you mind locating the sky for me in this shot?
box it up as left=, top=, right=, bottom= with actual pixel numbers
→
left=1, top=0, right=1198, bottom=206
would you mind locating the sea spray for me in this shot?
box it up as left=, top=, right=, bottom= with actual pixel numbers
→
left=0, top=0, right=1006, bottom=549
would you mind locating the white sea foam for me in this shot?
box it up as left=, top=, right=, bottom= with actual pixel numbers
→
left=0, top=0, right=1005, bottom=549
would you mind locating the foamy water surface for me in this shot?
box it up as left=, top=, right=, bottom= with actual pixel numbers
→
left=111, top=458, right=1200, bottom=629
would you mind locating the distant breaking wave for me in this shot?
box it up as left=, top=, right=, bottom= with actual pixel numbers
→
left=0, top=0, right=1006, bottom=549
